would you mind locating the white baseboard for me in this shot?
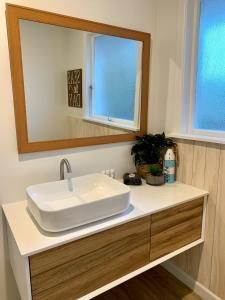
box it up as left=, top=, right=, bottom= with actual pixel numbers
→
left=162, top=261, right=221, bottom=300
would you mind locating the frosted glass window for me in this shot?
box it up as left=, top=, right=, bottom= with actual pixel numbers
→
left=194, top=0, right=225, bottom=131
left=93, top=35, right=139, bottom=121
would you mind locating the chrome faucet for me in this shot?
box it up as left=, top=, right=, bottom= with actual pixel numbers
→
left=60, top=158, right=72, bottom=180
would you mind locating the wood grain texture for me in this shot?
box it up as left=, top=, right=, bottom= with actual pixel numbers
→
left=68, top=117, right=128, bottom=138
left=171, top=141, right=206, bottom=276
left=199, top=143, right=220, bottom=286
left=171, top=140, right=222, bottom=297
left=177, top=140, right=194, bottom=185
left=176, top=141, right=184, bottom=182
left=210, top=144, right=225, bottom=298
left=150, top=198, right=203, bottom=261
left=29, top=217, right=151, bottom=300
left=191, top=142, right=206, bottom=189
left=185, top=142, right=206, bottom=277
left=6, top=4, right=150, bottom=153
left=94, top=266, right=202, bottom=300
left=171, top=140, right=196, bottom=272
left=186, top=142, right=220, bottom=285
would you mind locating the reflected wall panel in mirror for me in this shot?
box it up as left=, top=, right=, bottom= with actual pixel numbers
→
left=6, top=4, right=150, bottom=152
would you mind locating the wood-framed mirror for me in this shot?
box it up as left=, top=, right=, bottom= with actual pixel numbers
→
left=6, top=4, right=150, bottom=153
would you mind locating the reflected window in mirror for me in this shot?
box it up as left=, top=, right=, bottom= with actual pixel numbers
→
left=86, top=34, right=142, bottom=131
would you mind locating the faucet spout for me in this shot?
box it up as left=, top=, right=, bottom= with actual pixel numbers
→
left=60, top=158, right=72, bottom=180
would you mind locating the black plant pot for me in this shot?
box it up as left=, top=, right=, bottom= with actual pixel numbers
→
left=146, top=173, right=164, bottom=186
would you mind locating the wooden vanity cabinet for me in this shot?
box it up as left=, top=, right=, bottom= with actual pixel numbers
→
left=150, top=198, right=204, bottom=261
left=28, top=198, right=204, bottom=300
left=4, top=195, right=205, bottom=300
left=29, top=217, right=151, bottom=300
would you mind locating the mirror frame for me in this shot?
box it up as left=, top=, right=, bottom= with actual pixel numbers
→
left=6, top=4, right=150, bottom=153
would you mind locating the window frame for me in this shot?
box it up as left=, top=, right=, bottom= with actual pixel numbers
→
left=166, top=0, right=225, bottom=143
left=188, top=0, right=225, bottom=139
left=85, top=33, right=142, bottom=132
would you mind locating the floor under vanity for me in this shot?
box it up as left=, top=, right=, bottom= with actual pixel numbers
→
left=94, top=266, right=202, bottom=300
left=3, top=181, right=208, bottom=300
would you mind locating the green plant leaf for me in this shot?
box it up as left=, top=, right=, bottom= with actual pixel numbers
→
left=131, top=132, right=176, bottom=165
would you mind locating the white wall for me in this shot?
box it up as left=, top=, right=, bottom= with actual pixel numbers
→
left=150, top=0, right=194, bottom=136
left=65, top=29, right=87, bottom=119
left=20, top=21, right=86, bottom=141
left=0, top=1, right=156, bottom=299
left=148, top=0, right=182, bottom=133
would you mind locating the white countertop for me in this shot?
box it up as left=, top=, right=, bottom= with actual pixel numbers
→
left=2, top=181, right=208, bottom=257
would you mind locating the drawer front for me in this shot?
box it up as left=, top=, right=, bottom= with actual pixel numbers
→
left=150, top=198, right=204, bottom=261
left=29, top=217, right=151, bottom=300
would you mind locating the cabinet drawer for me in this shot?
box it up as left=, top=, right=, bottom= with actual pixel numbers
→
left=29, top=216, right=151, bottom=300
left=150, top=198, right=204, bottom=261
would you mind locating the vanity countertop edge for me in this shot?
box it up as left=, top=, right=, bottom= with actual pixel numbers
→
left=2, top=181, right=208, bottom=257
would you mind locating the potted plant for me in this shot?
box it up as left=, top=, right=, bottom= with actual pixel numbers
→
left=146, top=164, right=164, bottom=186
left=131, top=133, right=176, bottom=179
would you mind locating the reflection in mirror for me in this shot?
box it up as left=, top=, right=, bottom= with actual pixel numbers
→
left=19, top=20, right=142, bottom=142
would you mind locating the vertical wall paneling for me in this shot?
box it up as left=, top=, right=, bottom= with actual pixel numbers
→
left=185, top=141, right=206, bottom=278
left=210, top=144, right=225, bottom=299
left=176, top=140, right=184, bottom=181
left=170, top=140, right=222, bottom=296
left=198, top=142, right=220, bottom=287
left=172, top=140, right=194, bottom=271
left=180, top=140, right=194, bottom=185
left=191, top=141, right=206, bottom=189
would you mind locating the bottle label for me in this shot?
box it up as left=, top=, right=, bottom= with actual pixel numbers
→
left=164, top=160, right=175, bottom=168
left=165, top=167, right=175, bottom=174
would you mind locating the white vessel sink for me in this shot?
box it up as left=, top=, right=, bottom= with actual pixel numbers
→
left=26, top=173, right=130, bottom=232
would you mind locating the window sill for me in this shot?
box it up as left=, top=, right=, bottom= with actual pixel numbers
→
left=167, top=133, right=225, bottom=145
left=83, top=117, right=140, bottom=132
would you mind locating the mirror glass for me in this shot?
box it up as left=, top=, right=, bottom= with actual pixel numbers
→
left=19, top=20, right=143, bottom=142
